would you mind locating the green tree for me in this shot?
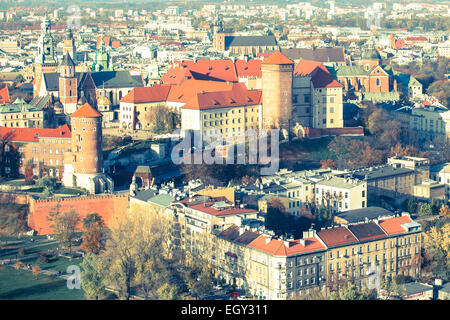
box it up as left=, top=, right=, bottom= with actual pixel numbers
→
left=418, top=203, right=433, bottom=217
left=48, top=209, right=81, bottom=253
left=330, top=283, right=377, bottom=300
left=38, top=176, right=58, bottom=198
left=83, top=213, right=104, bottom=229
left=102, top=210, right=176, bottom=300
left=403, top=199, right=417, bottom=215
left=80, top=253, right=107, bottom=300
left=157, top=283, right=178, bottom=300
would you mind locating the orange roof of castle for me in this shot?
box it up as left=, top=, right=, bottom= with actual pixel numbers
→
left=161, top=59, right=263, bottom=85
left=294, top=59, right=342, bottom=88
left=261, top=51, right=294, bottom=65
left=294, top=59, right=328, bottom=76
left=235, top=59, right=262, bottom=78
left=120, top=84, right=172, bottom=103
left=71, top=103, right=102, bottom=118
left=167, top=80, right=245, bottom=103
left=182, top=86, right=262, bottom=110
left=0, top=124, right=71, bottom=142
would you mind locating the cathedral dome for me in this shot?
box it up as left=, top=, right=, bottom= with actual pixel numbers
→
left=97, top=95, right=111, bottom=106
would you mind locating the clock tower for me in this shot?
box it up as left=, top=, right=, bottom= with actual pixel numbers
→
left=34, top=14, right=58, bottom=97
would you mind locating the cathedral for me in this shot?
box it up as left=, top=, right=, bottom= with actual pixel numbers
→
left=32, top=15, right=143, bottom=118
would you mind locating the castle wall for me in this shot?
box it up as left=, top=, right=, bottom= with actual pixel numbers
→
left=27, top=194, right=129, bottom=235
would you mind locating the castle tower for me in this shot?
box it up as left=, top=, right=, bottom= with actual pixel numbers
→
left=59, top=52, right=78, bottom=114
left=34, top=14, right=58, bottom=97
left=261, top=51, right=294, bottom=130
left=62, top=28, right=76, bottom=62
left=62, top=103, right=114, bottom=194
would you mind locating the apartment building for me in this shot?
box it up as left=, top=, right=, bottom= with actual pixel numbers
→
left=387, top=155, right=430, bottom=184
left=216, top=225, right=260, bottom=292
left=395, top=105, right=450, bottom=142
left=246, top=229, right=327, bottom=300
left=339, top=165, right=416, bottom=201
left=317, top=214, right=422, bottom=294
left=430, top=163, right=450, bottom=198
left=413, top=179, right=446, bottom=200
left=0, top=98, right=49, bottom=128
left=315, top=176, right=367, bottom=212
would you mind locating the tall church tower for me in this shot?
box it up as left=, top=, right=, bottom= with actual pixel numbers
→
left=59, top=52, right=78, bottom=114
left=92, top=38, right=113, bottom=72
left=62, top=103, right=114, bottom=194
left=261, top=51, right=294, bottom=131
left=62, top=28, right=76, bottom=62
left=212, top=14, right=226, bottom=51
left=34, top=14, right=58, bottom=97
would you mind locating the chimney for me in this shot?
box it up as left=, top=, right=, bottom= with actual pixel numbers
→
left=265, top=236, right=271, bottom=245
left=300, top=238, right=306, bottom=246
left=239, top=226, right=245, bottom=235
left=283, top=240, right=290, bottom=248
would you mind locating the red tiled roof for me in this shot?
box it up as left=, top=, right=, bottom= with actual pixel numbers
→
left=0, top=87, right=10, bottom=104
left=406, top=37, right=427, bottom=42
left=182, top=86, right=262, bottom=110
left=111, top=40, right=122, bottom=48
left=294, top=59, right=327, bottom=76
left=248, top=235, right=326, bottom=256
left=235, top=59, right=262, bottom=78
left=378, top=216, right=412, bottom=235
left=71, top=103, right=102, bottom=118
left=188, top=201, right=257, bottom=217
left=316, top=226, right=358, bottom=247
left=166, top=80, right=243, bottom=103
left=294, top=60, right=342, bottom=88
left=120, top=84, right=172, bottom=103
left=395, top=39, right=406, bottom=49
left=97, top=36, right=111, bottom=48
left=262, top=51, right=294, bottom=65
left=310, top=67, right=343, bottom=88
left=0, top=124, right=71, bottom=143
left=162, top=59, right=239, bottom=84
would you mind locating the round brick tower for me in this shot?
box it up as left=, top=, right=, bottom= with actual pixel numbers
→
left=261, top=51, right=294, bottom=130
left=69, top=103, right=103, bottom=174
left=62, top=103, right=113, bottom=194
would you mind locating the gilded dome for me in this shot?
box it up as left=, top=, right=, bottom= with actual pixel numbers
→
left=97, top=95, right=111, bottom=106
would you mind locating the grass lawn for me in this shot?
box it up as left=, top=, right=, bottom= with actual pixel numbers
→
left=29, top=254, right=83, bottom=273
left=55, top=187, right=86, bottom=195
left=279, top=136, right=334, bottom=164
left=3, top=180, right=26, bottom=186
left=0, top=266, right=85, bottom=300
left=0, top=235, right=48, bottom=243
left=0, top=241, right=60, bottom=260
